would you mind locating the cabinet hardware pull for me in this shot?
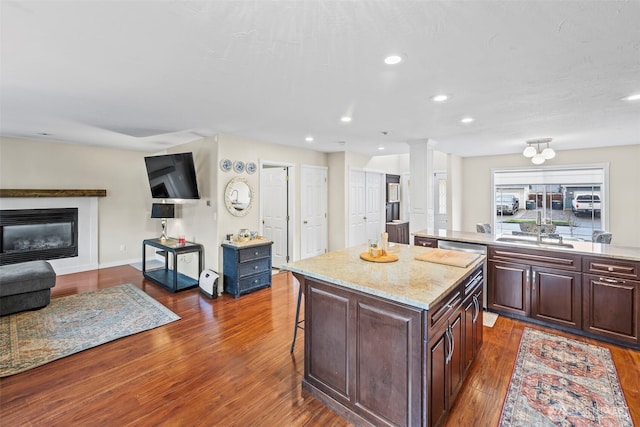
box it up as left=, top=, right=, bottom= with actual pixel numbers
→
left=473, top=296, right=479, bottom=322
left=445, top=328, right=453, bottom=364
left=608, top=266, right=614, bottom=272
left=303, top=220, right=308, bottom=224
left=599, top=277, right=624, bottom=284
left=449, top=327, right=455, bottom=363
left=255, top=251, right=259, bottom=256
left=254, top=266, right=259, bottom=270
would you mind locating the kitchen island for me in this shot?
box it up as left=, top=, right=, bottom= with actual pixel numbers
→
left=282, top=244, right=485, bottom=427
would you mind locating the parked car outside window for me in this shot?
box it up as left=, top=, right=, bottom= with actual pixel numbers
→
left=572, top=194, right=601, bottom=216
left=496, top=194, right=519, bottom=215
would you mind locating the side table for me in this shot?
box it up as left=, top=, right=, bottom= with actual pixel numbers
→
left=222, top=239, right=273, bottom=298
left=142, top=238, right=203, bottom=292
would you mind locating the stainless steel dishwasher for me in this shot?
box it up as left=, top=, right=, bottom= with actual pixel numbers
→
left=437, top=240, right=488, bottom=309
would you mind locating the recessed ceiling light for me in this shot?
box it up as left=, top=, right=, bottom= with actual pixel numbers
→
left=623, top=93, right=640, bottom=101
left=461, top=117, right=474, bottom=124
left=378, top=146, right=385, bottom=151
left=340, top=116, right=352, bottom=123
left=384, top=55, right=403, bottom=65
left=432, top=94, right=449, bottom=102
left=305, top=136, right=314, bottom=142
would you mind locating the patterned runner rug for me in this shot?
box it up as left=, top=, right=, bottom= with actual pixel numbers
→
left=499, top=328, right=632, bottom=426
left=0, top=283, right=179, bottom=377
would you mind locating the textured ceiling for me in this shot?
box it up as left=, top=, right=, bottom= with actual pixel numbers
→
left=1, top=1, right=639, bottom=157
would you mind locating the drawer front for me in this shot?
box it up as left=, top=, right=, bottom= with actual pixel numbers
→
left=583, top=256, right=639, bottom=280
left=489, top=246, right=581, bottom=271
left=425, top=285, right=462, bottom=339
left=238, top=244, right=271, bottom=263
left=414, top=236, right=437, bottom=248
left=238, top=258, right=271, bottom=278
left=463, top=266, right=484, bottom=298
left=238, top=271, right=271, bottom=293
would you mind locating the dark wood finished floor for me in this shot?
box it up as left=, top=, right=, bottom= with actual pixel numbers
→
left=1, top=265, right=638, bottom=426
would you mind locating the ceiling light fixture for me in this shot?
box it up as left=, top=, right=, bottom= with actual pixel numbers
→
left=378, top=146, right=385, bottom=151
left=623, top=93, right=640, bottom=101
left=432, top=94, right=448, bottom=102
left=523, top=138, right=555, bottom=164
left=461, top=117, right=474, bottom=124
left=340, top=116, right=352, bottom=123
left=384, top=55, right=403, bottom=65
left=305, top=136, right=314, bottom=142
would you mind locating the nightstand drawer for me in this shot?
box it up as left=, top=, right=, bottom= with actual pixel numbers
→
left=238, top=258, right=270, bottom=278
left=238, top=271, right=271, bottom=293
left=239, top=245, right=271, bottom=262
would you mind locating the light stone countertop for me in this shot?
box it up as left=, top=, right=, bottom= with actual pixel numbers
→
left=281, top=244, right=484, bottom=310
left=221, top=238, right=273, bottom=248
left=413, top=229, right=640, bottom=262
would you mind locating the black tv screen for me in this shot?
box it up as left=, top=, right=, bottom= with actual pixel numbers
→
left=144, top=152, right=200, bottom=199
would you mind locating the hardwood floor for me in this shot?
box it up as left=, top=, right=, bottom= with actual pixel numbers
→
left=1, top=266, right=638, bottom=426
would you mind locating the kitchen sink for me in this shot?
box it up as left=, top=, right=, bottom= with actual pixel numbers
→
left=495, top=236, right=574, bottom=249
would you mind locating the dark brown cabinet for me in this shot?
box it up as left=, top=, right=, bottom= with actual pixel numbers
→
left=463, top=269, right=483, bottom=372
left=582, top=256, right=640, bottom=345
left=301, top=265, right=483, bottom=427
left=427, top=311, right=463, bottom=427
left=387, top=221, right=410, bottom=244
left=487, top=246, right=640, bottom=348
left=488, top=259, right=530, bottom=317
left=423, top=268, right=482, bottom=427
left=488, top=246, right=582, bottom=330
left=304, top=277, right=423, bottom=427
left=531, top=266, right=582, bottom=329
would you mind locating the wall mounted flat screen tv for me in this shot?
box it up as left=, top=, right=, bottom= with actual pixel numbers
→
left=144, top=152, right=200, bottom=199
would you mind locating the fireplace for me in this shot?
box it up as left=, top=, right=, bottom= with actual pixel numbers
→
left=0, top=208, right=79, bottom=265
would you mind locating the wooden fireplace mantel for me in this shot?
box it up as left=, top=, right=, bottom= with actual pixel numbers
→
left=0, top=189, right=107, bottom=198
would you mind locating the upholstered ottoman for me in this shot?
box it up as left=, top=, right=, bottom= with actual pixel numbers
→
left=0, top=261, right=56, bottom=316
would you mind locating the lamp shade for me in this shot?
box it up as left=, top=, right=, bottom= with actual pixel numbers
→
left=523, top=145, right=537, bottom=158
left=151, top=203, right=175, bottom=219
left=541, top=146, right=556, bottom=159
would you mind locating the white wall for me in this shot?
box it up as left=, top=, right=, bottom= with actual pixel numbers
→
left=216, top=133, right=328, bottom=265
left=458, top=144, right=640, bottom=247
left=0, top=137, right=153, bottom=269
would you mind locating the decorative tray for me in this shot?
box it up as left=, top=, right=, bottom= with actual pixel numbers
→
left=359, top=252, right=399, bottom=263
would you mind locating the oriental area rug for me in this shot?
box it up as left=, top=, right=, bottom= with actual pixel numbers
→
left=0, top=283, right=180, bottom=377
left=499, top=328, right=633, bottom=426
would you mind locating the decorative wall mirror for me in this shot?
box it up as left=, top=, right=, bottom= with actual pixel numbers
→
left=225, top=177, right=254, bottom=217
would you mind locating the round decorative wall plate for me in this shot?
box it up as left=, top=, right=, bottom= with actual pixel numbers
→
left=233, top=160, right=245, bottom=173
left=246, top=162, right=257, bottom=174
left=220, top=159, right=232, bottom=172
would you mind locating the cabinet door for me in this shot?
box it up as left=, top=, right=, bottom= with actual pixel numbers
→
left=427, top=326, right=448, bottom=427
left=583, top=274, right=639, bottom=344
left=488, top=260, right=530, bottom=317
left=463, top=289, right=483, bottom=372
left=531, top=267, right=582, bottom=329
left=448, top=312, right=464, bottom=402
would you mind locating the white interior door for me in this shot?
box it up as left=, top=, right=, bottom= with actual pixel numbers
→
left=261, top=166, right=288, bottom=268
left=349, top=170, right=384, bottom=247
left=349, top=169, right=366, bottom=247
left=300, top=165, right=327, bottom=259
left=365, top=171, right=384, bottom=242
left=434, top=172, right=448, bottom=231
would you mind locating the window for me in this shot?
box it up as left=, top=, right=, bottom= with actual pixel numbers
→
left=492, top=165, right=608, bottom=242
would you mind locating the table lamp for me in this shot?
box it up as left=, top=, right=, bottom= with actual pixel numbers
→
left=151, top=203, right=175, bottom=241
